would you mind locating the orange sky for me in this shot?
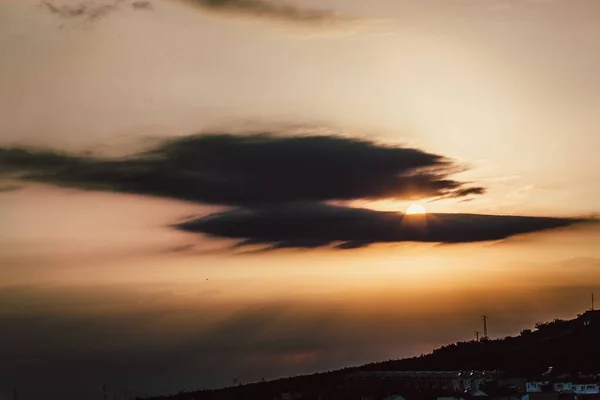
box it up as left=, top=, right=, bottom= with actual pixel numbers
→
left=1, top=0, right=599, bottom=398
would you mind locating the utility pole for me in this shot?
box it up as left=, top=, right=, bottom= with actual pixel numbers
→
left=13, top=387, right=17, bottom=400
left=474, top=331, right=480, bottom=341
left=102, top=384, right=107, bottom=400
left=482, top=315, right=488, bottom=339
left=593, top=293, right=595, bottom=311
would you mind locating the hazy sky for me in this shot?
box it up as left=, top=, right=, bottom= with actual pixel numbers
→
left=1, top=0, right=599, bottom=399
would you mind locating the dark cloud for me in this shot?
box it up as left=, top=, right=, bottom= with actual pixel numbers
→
left=174, top=0, right=341, bottom=24
left=132, top=0, right=153, bottom=9
left=40, top=0, right=344, bottom=25
left=41, top=0, right=124, bottom=21
left=41, top=1, right=88, bottom=18
left=0, top=133, right=484, bottom=206
left=41, top=0, right=149, bottom=22
left=0, top=184, right=21, bottom=193
left=176, top=202, right=587, bottom=249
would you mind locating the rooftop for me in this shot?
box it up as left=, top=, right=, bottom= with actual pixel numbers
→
left=346, top=371, right=498, bottom=379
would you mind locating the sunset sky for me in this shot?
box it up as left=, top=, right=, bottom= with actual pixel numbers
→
left=1, top=0, right=599, bottom=399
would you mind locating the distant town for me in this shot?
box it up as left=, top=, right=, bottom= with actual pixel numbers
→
left=339, top=368, right=600, bottom=400
left=146, top=308, right=600, bottom=400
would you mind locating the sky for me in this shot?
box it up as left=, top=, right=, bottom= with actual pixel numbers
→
left=1, top=0, right=599, bottom=398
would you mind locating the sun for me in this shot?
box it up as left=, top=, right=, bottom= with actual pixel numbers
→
left=406, top=203, right=426, bottom=215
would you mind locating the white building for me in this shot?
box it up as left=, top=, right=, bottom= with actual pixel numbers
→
left=552, top=382, right=572, bottom=392
left=572, top=383, right=599, bottom=394
left=526, top=381, right=599, bottom=395
left=526, top=382, right=547, bottom=393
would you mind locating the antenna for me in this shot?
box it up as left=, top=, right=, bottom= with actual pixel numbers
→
left=474, top=331, right=480, bottom=341
left=482, top=315, right=488, bottom=339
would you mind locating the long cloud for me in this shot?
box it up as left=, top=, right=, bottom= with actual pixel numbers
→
left=172, top=0, right=341, bottom=24
left=40, top=0, right=346, bottom=25
left=176, top=202, right=586, bottom=250
left=0, top=133, right=484, bottom=206
left=2, top=132, right=588, bottom=248
left=40, top=0, right=127, bottom=21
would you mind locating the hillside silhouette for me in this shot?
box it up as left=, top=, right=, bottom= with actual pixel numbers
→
left=144, top=310, right=600, bottom=400
left=361, top=310, right=600, bottom=374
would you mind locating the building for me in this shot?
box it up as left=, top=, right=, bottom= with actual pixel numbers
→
left=552, top=383, right=572, bottom=393
left=497, top=378, right=527, bottom=392
left=526, top=380, right=599, bottom=395
left=525, top=382, right=548, bottom=393
left=521, top=393, right=559, bottom=400
left=344, top=371, right=498, bottom=392
left=572, top=384, right=599, bottom=395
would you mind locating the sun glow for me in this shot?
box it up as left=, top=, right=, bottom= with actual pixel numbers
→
left=406, top=204, right=426, bottom=215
